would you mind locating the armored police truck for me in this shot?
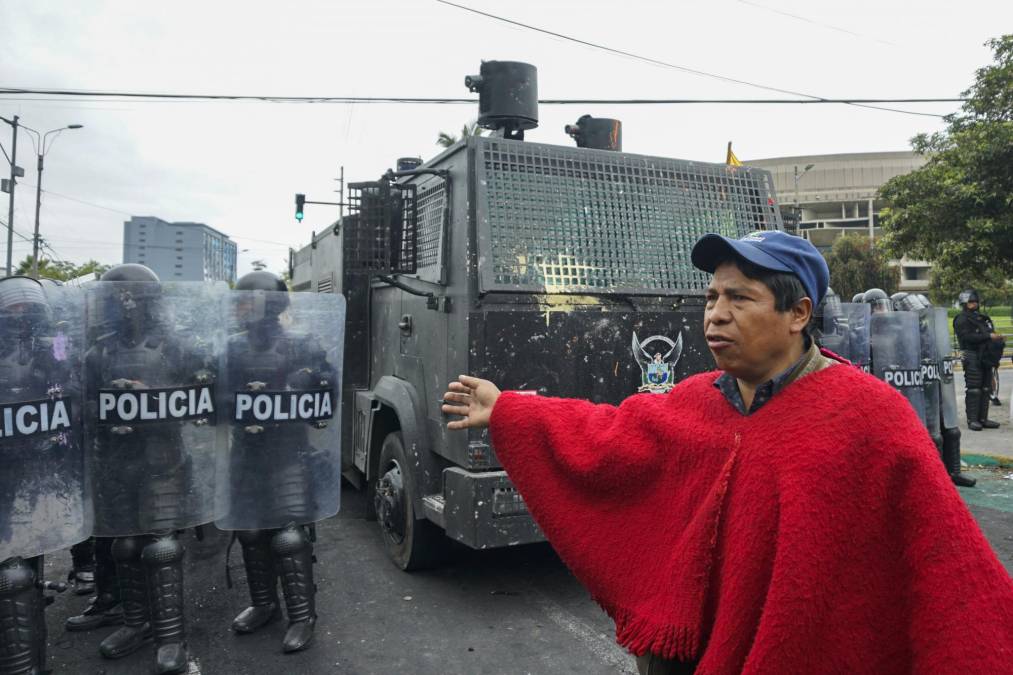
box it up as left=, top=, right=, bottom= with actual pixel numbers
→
left=291, top=61, right=784, bottom=570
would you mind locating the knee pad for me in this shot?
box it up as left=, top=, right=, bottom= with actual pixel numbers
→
left=141, top=534, right=184, bottom=567
left=0, top=559, right=35, bottom=596
left=271, top=526, right=309, bottom=556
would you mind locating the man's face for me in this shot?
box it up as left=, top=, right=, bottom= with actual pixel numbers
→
left=704, top=262, right=808, bottom=382
left=966, top=300, right=979, bottom=312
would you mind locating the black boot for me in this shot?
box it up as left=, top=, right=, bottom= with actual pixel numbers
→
left=66, top=537, right=123, bottom=632
left=943, top=426, right=976, bottom=488
left=978, top=389, right=1000, bottom=428
left=100, top=537, right=152, bottom=660
left=69, top=539, right=96, bottom=596
left=965, top=388, right=983, bottom=430
left=232, top=530, right=281, bottom=634
left=272, top=525, right=317, bottom=653
left=141, top=534, right=189, bottom=675
left=0, top=558, right=42, bottom=675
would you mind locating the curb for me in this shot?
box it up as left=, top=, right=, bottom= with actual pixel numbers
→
left=963, top=453, right=1013, bottom=468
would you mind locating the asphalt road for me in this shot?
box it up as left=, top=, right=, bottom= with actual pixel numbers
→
left=40, top=471, right=1013, bottom=675
left=43, top=486, right=634, bottom=675
left=955, top=374, right=1012, bottom=459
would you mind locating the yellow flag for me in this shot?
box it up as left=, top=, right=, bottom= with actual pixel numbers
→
left=726, top=142, right=742, bottom=167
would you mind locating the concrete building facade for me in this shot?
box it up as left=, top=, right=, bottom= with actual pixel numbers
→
left=744, top=151, right=932, bottom=291
left=123, top=216, right=237, bottom=283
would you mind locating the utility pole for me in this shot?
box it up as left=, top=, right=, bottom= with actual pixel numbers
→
left=31, top=152, right=43, bottom=278
left=793, top=163, right=815, bottom=235
left=26, top=124, right=83, bottom=278
left=3, top=115, right=18, bottom=277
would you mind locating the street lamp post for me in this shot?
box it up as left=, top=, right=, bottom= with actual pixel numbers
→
left=24, top=124, right=83, bottom=278
left=1, top=115, right=20, bottom=277
left=793, top=163, right=815, bottom=234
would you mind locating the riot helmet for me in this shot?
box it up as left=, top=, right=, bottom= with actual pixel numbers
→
left=890, top=292, right=908, bottom=309
left=817, top=287, right=844, bottom=331
left=895, top=293, right=930, bottom=313
left=957, top=289, right=980, bottom=309
left=233, top=271, right=289, bottom=334
left=98, top=263, right=162, bottom=342
left=914, top=294, right=932, bottom=307
left=863, top=288, right=892, bottom=314
left=852, top=292, right=865, bottom=303
left=0, top=276, right=51, bottom=345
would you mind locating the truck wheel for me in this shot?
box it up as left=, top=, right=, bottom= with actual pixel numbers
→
left=374, top=431, right=447, bottom=571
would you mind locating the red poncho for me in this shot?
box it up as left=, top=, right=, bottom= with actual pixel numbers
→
left=489, top=361, right=1013, bottom=674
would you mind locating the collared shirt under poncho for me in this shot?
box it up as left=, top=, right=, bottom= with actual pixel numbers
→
left=488, top=350, right=1013, bottom=674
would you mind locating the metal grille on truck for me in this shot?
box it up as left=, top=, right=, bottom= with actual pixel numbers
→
left=475, top=138, right=783, bottom=295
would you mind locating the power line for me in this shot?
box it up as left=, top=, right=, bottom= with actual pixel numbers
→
left=433, top=0, right=947, bottom=118
left=734, top=0, right=901, bottom=47
left=21, top=183, right=133, bottom=216
left=0, top=87, right=965, bottom=109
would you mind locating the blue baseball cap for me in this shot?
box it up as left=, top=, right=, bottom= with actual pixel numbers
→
left=690, top=230, right=829, bottom=304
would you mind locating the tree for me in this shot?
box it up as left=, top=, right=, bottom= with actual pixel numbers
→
left=927, top=264, right=1012, bottom=309
left=822, top=235, right=900, bottom=301
left=879, top=35, right=1013, bottom=278
left=13, top=256, right=110, bottom=281
left=436, top=121, right=484, bottom=148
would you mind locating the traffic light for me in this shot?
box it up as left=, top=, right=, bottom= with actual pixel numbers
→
left=295, top=193, right=306, bottom=221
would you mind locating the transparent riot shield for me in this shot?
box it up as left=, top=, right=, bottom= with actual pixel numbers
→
left=84, top=281, right=225, bottom=536
left=215, top=291, right=345, bottom=531
left=929, top=307, right=959, bottom=429
left=914, top=309, right=942, bottom=441
left=1, top=281, right=90, bottom=560
left=870, top=311, right=926, bottom=425
left=823, top=303, right=871, bottom=372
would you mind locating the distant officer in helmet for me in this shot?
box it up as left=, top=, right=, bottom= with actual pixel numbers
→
left=863, top=288, right=892, bottom=314
left=895, top=292, right=976, bottom=487
left=953, top=289, right=1004, bottom=431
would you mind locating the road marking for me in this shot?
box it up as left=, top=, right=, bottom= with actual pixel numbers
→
left=527, top=588, right=636, bottom=674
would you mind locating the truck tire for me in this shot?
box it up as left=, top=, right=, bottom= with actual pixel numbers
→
left=374, top=432, right=447, bottom=571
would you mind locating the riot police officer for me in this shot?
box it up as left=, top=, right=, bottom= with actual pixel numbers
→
left=81, top=263, right=218, bottom=675
left=865, top=288, right=927, bottom=425
left=217, top=271, right=340, bottom=654
left=0, top=276, right=88, bottom=675
left=953, top=289, right=1003, bottom=431
left=895, top=293, right=976, bottom=487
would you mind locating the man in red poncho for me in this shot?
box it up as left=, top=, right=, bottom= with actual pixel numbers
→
left=442, top=231, right=1013, bottom=674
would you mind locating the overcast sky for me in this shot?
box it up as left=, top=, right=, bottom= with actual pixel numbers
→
left=1, top=0, right=1010, bottom=276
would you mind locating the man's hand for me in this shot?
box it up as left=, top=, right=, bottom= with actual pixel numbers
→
left=441, top=375, right=501, bottom=430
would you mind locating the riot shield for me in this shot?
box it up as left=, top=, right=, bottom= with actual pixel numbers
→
left=1, top=282, right=90, bottom=560
left=913, top=309, right=942, bottom=441
left=929, top=307, right=959, bottom=429
left=870, top=311, right=926, bottom=425
left=215, top=291, right=345, bottom=531
left=822, top=303, right=871, bottom=372
left=84, top=281, right=225, bottom=536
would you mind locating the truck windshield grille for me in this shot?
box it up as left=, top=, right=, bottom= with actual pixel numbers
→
left=476, top=138, right=782, bottom=295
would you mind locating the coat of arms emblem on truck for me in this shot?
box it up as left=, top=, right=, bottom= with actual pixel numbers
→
left=632, top=332, right=683, bottom=394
